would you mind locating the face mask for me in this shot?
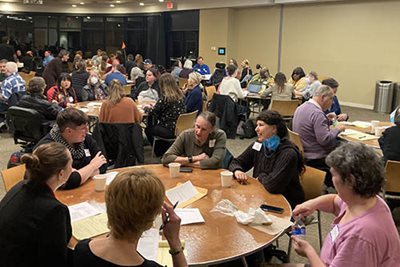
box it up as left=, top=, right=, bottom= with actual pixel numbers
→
left=262, top=135, right=281, bottom=152
left=90, top=77, right=99, bottom=85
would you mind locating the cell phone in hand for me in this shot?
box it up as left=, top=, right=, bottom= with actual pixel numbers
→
left=260, top=204, right=284, bottom=214
left=180, top=167, right=193, bottom=173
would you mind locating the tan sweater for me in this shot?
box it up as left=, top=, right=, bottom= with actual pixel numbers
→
left=99, top=97, right=142, bottom=124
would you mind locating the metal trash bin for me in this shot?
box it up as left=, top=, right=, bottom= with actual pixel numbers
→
left=374, top=80, right=394, bottom=113
left=392, top=83, right=400, bottom=111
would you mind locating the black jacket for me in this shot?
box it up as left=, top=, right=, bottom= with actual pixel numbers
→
left=131, top=80, right=160, bottom=100
left=71, top=70, right=90, bottom=101
left=209, top=94, right=238, bottom=139
left=379, top=125, right=400, bottom=162
left=16, top=94, right=62, bottom=121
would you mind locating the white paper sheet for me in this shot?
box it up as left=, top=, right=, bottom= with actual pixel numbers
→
left=105, top=171, right=119, bottom=185
left=166, top=181, right=198, bottom=206
left=175, top=208, right=205, bottom=225
left=352, top=121, right=372, bottom=128
left=340, top=129, right=361, bottom=136
left=68, top=201, right=101, bottom=222
left=137, top=228, right=160, bottom=262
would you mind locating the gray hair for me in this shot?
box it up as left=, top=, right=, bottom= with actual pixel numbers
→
left=6, top=62, right=17, bottom=73
left=183, top=59, right=193, bottom=69
left=28, top=77, right=46, bottom=94
left=313, top=85, right=333, bottom=97
left=326, top=142, right=384, bottom=198
left=130, top=67, right=144, bottom=80
left=198, top=111, right=216, bottom=127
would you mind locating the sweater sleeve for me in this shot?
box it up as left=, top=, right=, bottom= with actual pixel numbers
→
left=161, top=132, right=186, bottom=165
left=258, top=148, right=299, bottom=194
left=200, top=131, right=227, bottom=169
left=61, top=171, right=82, bottom=190
left=228, top=143, right=255, bottom=176
left=313, top=112, right=341, bottom=148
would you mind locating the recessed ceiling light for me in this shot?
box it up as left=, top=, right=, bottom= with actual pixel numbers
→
left=159, top=0, right=164, bottom=2
left=72, top=4, right=77, bottom=7
left=139, top=2, right=144, bottom=6
left=87, top=16, right=91, bottom=19
left=116, top=0, right=121, bottom=3
left=110, top=4, right=115, bottom=7
left=80, top=2, right=84, bottom=5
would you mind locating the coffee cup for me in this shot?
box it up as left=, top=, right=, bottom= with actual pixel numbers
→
left=220, top=171, right=233, bottom=188
left=93, top=174, right=107, bottom=191
left=371, top=120, right=380, bottom=132
left=168, top=163, right=181, bottom=178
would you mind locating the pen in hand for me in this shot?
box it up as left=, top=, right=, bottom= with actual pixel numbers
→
left=159, top=201, right=179, bottom=231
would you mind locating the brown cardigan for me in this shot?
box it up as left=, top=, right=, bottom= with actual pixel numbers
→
left=99, top=97, right=142, bottom=124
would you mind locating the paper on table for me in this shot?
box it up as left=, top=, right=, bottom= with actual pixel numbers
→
left=343, top=131, right=378, bottom=140
left=249, top=215, right=292, bottom=235
left=175, top=208, right=205, bottom=225
left=352, top=121, right=372, bottom=128
left=137, top=228, right=159, bottom=262
left=340, top=129, right=361, bottom=136
left=166, top=181, right=198, bottom=207
left=158, top=240, right=186, bottom=267
left=68, top=201, right=101, bottom=222
left=105, top=171, right=119, bottom=185
left=72, top=213, right=109, bottom=240
left=79, top=108, right=89, bottom=113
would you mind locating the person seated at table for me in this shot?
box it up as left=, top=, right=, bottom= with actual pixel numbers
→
left=292, top=142, right=400, bottom=266
left=179, top=59, right=193, bottom=79
left=239, top=59, right=253, bottom=88
left=145, top=73, right=186, bottom=157
left=162, top=111, right=227, bottom=169
left=293, top=85, right=345, bottom=190
left=99, top=79, right=142, bottom=124
left=288, top=66, right=308, bottom=97
left=379, top=112, right=400, bottom=162
left=73, top=169, right=188, bottom=267
left=71, top=59, right=90, bottom=101
left=47, top=73, right=78, bottom=108
left=261, top=72, right=294, bottom=104
left=193, top=56, right=210, bottom=76
left=249, top=67, right=274, bottom=92
left=104, top=63, right=127, bottom=86
left=228, top=110, right=305, bottom=209
left=16, top=76, right=62, bottom=122
left=131, top=68, right=160, bottom=101
left=183, top=72, right=203, bottom=114
left=35, top=108, right=107, bottom=189
left=0, top=142, right=73, bottom=267
left=130, top=66, right=145, bottom=88
left=300, top=71, right=321, bottom=101
left=219, top=64, right=244, bottom=102
left=322, top=78, right=349, bottom=121
left=81, top=71, right=109, bottom=101
left=171, top=60, right=183, bottom=83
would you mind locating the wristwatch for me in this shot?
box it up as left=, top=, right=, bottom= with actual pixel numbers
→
left=188, top=155, right=193, bottom=163
left=169, top=246, right=184, bottom=256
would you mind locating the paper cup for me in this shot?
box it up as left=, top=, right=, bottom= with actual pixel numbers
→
left=93, top=174, right=107, bottom=191
left=371, top=120, right=380, bottom=132
left=375, top=126, right=384, bottom=137
left=168, top=163, right=181, bottom=178
left=220, top=171, right=233, bottom=188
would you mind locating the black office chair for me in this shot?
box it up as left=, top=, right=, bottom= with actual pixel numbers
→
left=7, top=106, right=48, bottom=149
left=0, top=91, right=26, bottom=127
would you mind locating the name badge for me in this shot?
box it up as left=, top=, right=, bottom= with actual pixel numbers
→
left=252, top=142, right=262, bottom=151
left=69, top=96, right=74, bottom=103
left=209, top=139, right=216, bottom=148
left=84, top=149, right=91, bottom=157
left=329, top=225, right=339, bottom=242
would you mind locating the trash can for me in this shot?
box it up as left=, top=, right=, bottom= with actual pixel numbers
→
left=392, top=83, right=400, bottom=111
left=374, top=81, right=394, bottom=113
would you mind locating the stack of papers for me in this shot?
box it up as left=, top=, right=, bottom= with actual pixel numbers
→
left=175, top=208, right=205, bottom=225
left=165, top=181, right=208, bottom=208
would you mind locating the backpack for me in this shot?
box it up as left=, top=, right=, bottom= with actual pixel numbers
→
left=242, top=119, right=257, bottom=138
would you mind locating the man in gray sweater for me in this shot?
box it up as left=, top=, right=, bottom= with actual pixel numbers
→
left=292, top=85, right=345, bottom=188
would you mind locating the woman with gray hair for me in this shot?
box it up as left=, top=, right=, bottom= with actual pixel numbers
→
left=292, top=142, right=400, bottom=267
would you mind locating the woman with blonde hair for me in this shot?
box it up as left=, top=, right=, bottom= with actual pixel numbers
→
left=99, top=79, right=142, bottom=123
left=145, top=73, right=186, bottom=157
left=74, top=169, right=188, bottom=267
left=184, top=72, right=203, bottom=114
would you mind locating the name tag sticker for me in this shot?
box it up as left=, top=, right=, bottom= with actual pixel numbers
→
left=209, top=139, right=216, bottom=148
left=69, top=96, right=74, bottom=103
left=252, top=142, right=262, bottom=151
left=330, top=225, right=339, bottom=242
left=84, top=149, right=91, bottom=157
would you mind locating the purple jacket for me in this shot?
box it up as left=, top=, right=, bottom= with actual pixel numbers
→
left=292, top=101, right=341, bottom=159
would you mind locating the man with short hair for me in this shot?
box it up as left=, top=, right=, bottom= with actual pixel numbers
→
left=292, top=85, right=345, bottom=188
left=0, top=59, right=8, bottom=82
left=0, top=61, right=26, bottom=112
left=42, top=50, right=54, bottom=67
left=104, top=63, right=127, bottom=86
left=193, top=56, right=210, bottom=75
left=162, top=111, right=227, bottom=169
left=322, top=78, right=349, bottom=121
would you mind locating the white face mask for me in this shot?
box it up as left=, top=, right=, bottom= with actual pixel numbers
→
left=90, top=77, right=99, bottom=85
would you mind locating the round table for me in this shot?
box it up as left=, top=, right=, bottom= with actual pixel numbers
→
left=56, top=164, right=291, bottom=266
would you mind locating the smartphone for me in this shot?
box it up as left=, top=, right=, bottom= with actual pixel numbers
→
left=260, top=204, right=284, bottom=214
left=180, top=167, right=193, bottom=173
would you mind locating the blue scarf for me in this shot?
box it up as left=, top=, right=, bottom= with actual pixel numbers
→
left=262, top=135, right=281, bottom=152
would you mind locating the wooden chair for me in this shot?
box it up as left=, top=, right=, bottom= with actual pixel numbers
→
left=1, top=164, right=26, bottom=192
left=288, top=129, right=304, bottom=155
left=287, top=166, right=325, bottom=258
left=151, top=110, right=198, bottom=159
left=382, top=160, right=400, bottom=201
left=178, top=78, right=187, bottom=89
left=204, top=86, right=217, bottom=111
left=122, top=84, right=133, bottom=96
left=18, top=71, right=36, bottom=85
left=269, top=99, right=299, bottom=117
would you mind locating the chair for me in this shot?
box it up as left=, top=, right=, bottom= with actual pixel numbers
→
left=382, top=160, right=400, bottom=201
left=288, top=129, right=304, bottom=155
left=269, top=99, right=299, bottom=117
left=18, top=71, right=36, bottom=85
left=178, top=78, right=187, bottom=89
left=204, top=86, right=217, bottom=111
left=1, top=164, right=26, bottom=192
left=287, top=166, right=325, bottom=258
left=123, top=84, right=133, bottom=96
left=151, top=110, right=198, bottom=159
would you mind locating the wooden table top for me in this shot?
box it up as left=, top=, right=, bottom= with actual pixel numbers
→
left=56, top=164, right=291, bottom=266
left=339, top=121, right=393, bottom=148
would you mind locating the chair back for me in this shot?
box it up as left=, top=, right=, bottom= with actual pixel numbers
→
left=123, top=84, right=133, bottom=96
left=384, top=160, right=400, bottom=193
left=288, top=129, right=304, bottom=155
left=1, top=164, right=26, bottom=192
left=175, top=111, right=198, bottom=136
left=18, top=71, right=36, bottom=85
left=178, top=78, right=187, bottom=89
left=7, top=106, right=46, bottom=144
left=300, top=166, right=325, bottom=200
left=269, top=99, right=299, bottom=117
left=205, top=86, right=217, bottom=102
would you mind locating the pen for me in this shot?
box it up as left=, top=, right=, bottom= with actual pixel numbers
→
left=159, top=201, right=179, bottom=231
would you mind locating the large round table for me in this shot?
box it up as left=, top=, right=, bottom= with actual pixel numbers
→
left=56, top=164, right=291, bottom=266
